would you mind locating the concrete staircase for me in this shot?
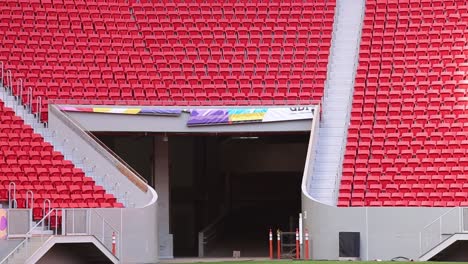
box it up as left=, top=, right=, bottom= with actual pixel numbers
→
left=0, top=85, right=96, bottom=176
left=6, top=236, right=51, bottom=264
left=0, top=83, right=126, bottom=202
left=308, top=0, right=366, bottom=205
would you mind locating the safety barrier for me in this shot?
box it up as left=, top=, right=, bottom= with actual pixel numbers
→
left=269, top=228, right=310, bottom=260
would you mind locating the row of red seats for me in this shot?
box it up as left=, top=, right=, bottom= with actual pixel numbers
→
left=340, top=200, right=468, bottom=207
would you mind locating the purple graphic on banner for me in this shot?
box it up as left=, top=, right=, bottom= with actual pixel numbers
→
left=0, top=216, right=6, bottom=230
left=187, top=109, right=230, bottom=126
left=139, top=109, right=182, bottom=116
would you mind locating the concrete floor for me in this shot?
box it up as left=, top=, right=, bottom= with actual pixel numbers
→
left=160, top=257, right=270, bottom=263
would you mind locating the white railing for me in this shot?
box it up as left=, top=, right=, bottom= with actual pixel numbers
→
left=87, top=209, right=121, bottom=259
left=0, top=208, right=58, bottom=264
left=419, top=207, right=462, bottom=257
left=198, top=209, right=228, bottom=257
left=0, top=61, right=44, bottom=130
left=0, top=208, right=121, bottom=264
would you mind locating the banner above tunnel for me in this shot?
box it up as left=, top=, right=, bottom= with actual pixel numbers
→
left=59, top=106, right=315, bottom=127
left=186, top=107, right=315, bottom=126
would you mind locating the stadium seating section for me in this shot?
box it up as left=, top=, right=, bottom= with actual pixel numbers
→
left=0, top=0, right=336, bottom=122
left=339, top=0, right=468, bottom=207
left=0, top=0, right=335, bottom=215
left=0, top=100, right=123, bottom=220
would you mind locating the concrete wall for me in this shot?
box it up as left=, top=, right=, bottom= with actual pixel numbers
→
left=48, top=106, right=154, bottom=208
left=48, top=106, right=159, bottom=263
left=301, top=199, right=453, bottom=260
left=300, top=106, right=461, bottom=261
left=93, top=206, right=159, bottom=263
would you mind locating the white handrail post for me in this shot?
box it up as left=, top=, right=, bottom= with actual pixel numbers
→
left=8, top=182, right=16, bottom=208
left=37, top=96, right=42, bottom=122
left=43, top=199, right=51, bottom=230
left=55, top=210, right=58, bottom=235
left=28, top=87, right=33, bottom=114
left=6, top=70, right=12, bottom=93
left=26, top=190, right=34, bottom=209
left=0, top=61, right=3, bottom=87
left=72, top=209, right=75, bottom=233
left=18, top=78, right=23, bottom=105
left=62, top=209, right=66, bottom=235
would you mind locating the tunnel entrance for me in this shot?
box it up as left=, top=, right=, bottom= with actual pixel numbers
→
left=95, top=132, right=309, bottom=258
left=169, top=133, right=308, bottom=257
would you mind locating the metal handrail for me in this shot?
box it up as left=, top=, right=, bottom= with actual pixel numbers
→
left=26, top=190, right=34, bottom=209
left=17, top=78, right=23, bottom=104
left=37, top=96, right=42, bottom=121
left=198, top=208, right=228, bottom=257
left=6, top=70, right=12, bottom=93
left=43, top=199, right=51, bottom=229
left=419, top=207, right=460, bottom=256
left=0, top=208, right=58, bottom=264
left=0, top=61, right=3, bottom=86
left=27, top=208, right=57, bottom=237
left=88, top=209, right=121, bottom=259
left=8, top=182, right=16, bottom=208
left=423, top=207, right=458, bottom=230
left=28, top=87, right=32, bottom=114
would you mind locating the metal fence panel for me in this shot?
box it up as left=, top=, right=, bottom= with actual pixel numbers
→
left=65, top=209, right=88, bottom=234
left=7, top=209, right=30, bottom=236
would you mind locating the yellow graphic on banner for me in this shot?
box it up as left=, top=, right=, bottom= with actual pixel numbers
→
left=93, top=108, right=141, bottom=114
left=229, top=113, right=265, bottom=122
left=93, top=108, right=114, bottom=113
left=122, top=109, right=141, bottom=114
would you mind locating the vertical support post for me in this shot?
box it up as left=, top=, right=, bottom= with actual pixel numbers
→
left=0, top=61, right=3, bottom=86
left=269, top=228, right=273, bottom=259
left=7, top=70, right=12, bottom=92
left=37, top=96, right=42, bottom=122
left=61, top=209, right=66, bottom=235
left=28, top=87, right=32, bottom=114
left=277, top=229, right=281, bottom=259
left=295, top=228, right=300, bottom=259
left=305, top=229, right=309, bottom=260
left=18, top=79, right=23, bottom=105
left=299, top=213, right=303, bottom=258
left=112, top=232, right=116, bottom=255
left=198, top=232, right=204, bottom=257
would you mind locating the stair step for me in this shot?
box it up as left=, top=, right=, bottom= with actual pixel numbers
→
left=308, top=0, right=366, bottom=204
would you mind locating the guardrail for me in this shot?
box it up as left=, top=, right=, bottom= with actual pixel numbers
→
left=0, top=208, right=121, bottom=264
left=0, top=208, right=57, bottom=264
left=198, top=209, right=228, bottom=257
left=419, top=207, right=464, bottom=257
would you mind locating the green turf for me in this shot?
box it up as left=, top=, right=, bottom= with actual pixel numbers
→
left=175, top=261, right=468, bottom=264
